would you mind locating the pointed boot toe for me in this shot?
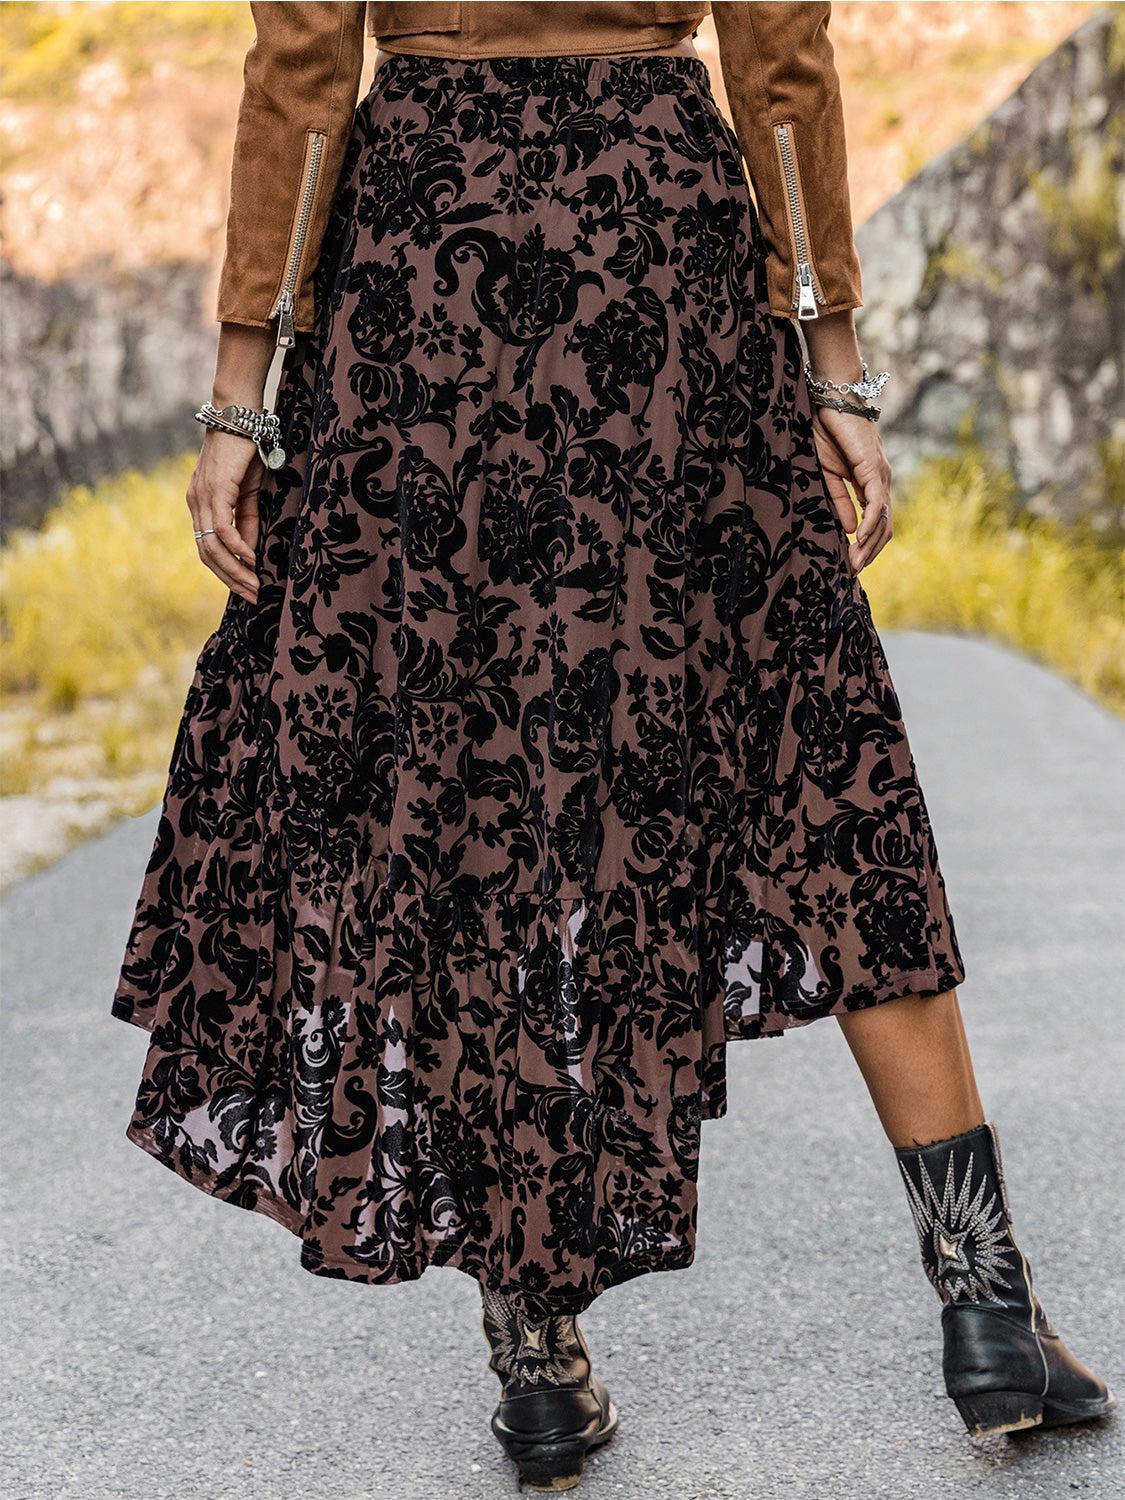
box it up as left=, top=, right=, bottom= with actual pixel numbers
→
left=897, top=1123, right=1116, bottom=1438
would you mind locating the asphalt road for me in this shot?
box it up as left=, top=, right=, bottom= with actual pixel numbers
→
left=2, top=633, right=1123, bottom=1500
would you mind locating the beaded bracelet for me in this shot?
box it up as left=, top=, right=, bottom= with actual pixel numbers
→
left=194, top=401, right=287, bottom=469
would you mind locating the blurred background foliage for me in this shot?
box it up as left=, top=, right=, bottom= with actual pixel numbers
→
left=0, top=1, right=1121, bottom=887
left=0, top=1, right=252, bottom=100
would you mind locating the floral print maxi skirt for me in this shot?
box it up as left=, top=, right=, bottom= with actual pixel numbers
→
left=113, top=55, right=964, bottom=1316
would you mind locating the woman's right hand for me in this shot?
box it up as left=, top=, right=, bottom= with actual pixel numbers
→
left=186, top=429, right=262, bottom=605
left=190, top=323, right=278, bottom=604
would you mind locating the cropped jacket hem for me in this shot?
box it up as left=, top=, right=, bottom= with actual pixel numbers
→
left=215, top=1, right=863, bottom=339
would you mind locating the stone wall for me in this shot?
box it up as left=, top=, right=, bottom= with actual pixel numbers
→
left=0, top=259, right=216, bottom=533
left=855, top=10, right=1124, bottom=524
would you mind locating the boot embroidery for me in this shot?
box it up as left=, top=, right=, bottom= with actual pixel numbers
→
left=900, top=1147, right=1018, bottom=1305
left=936, top=1227, right=971, bottom=1278
left=482, top=1292, right=583, bottom=1388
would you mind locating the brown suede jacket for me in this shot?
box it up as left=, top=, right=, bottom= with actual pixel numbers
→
left=216, top=2, right=861, bottom=343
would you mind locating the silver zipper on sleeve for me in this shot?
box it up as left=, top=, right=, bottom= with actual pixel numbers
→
left=774, top=123, right=823, bottom=321
left=271, top=130, right=326, bottom=349
left=794, top=263, right=818, bottom=321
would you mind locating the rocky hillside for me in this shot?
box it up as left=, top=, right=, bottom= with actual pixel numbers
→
left=856, top=9, right=1122, bottom=525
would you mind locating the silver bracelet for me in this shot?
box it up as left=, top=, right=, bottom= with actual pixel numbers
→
left=194, top=401, right=287, bottom=470
left=803, top=360, right=890, bottom=407
left=811, top=392, right=880, bottom=422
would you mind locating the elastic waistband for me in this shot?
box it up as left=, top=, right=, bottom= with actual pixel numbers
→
left=376, top=51, right=710, bottom=89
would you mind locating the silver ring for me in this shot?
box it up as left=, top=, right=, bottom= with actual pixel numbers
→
left=194, top=527, right=215, bottom=539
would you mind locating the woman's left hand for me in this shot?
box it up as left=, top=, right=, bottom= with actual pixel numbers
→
left=812, top=405, right=893, bottom=574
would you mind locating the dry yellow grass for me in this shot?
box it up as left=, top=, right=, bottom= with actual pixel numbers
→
left=863, top=445, right=1124, bottom=714
left=0, top=456, right=224, bottom=885
left=1, top=453, right=224, bottom=710
left=0, top=2, right=253, bottom=102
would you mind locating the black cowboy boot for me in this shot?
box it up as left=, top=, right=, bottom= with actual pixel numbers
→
left=896, top=1122, right=1115, bottom=1437
left=481, top=1289, right=618, bottom=1492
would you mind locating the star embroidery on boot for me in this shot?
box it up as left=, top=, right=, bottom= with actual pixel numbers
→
left=934, top=1224, right=971, bottom=1278
left=900, top=1148, right=1018, bottom=1305
left=518, top=1322, right=545, bottom=1358
left=481, top=1293, right=582, bottom=1388
left=511, top=1317, right=579, bottom=1386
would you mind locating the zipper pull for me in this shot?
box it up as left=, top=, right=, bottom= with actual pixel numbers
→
left=795, top=262, right=819, bottom=321
left=274, top=290, right=296, bottom=349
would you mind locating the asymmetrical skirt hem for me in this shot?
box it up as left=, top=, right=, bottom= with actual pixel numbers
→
left=112, top=53, right=967, bottom=1317
left=124, top=1119, right=697, bottom=1316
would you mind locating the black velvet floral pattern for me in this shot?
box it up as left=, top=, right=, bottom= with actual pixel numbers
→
left=113, top=56, right=964, bottom=1316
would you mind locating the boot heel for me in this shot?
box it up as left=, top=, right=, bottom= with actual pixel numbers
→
left=954, top=1390, right=1044, bottom=1437
left=513, top=1438, right=587, bottom=1491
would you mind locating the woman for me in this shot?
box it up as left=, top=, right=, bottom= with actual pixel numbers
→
left=112, top=2, right=1112, bottom=1491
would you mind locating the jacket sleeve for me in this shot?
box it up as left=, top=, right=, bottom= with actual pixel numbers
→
left=215, top=3, right=367, bottom=340
left=711, top=1, right=862, bottom=320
